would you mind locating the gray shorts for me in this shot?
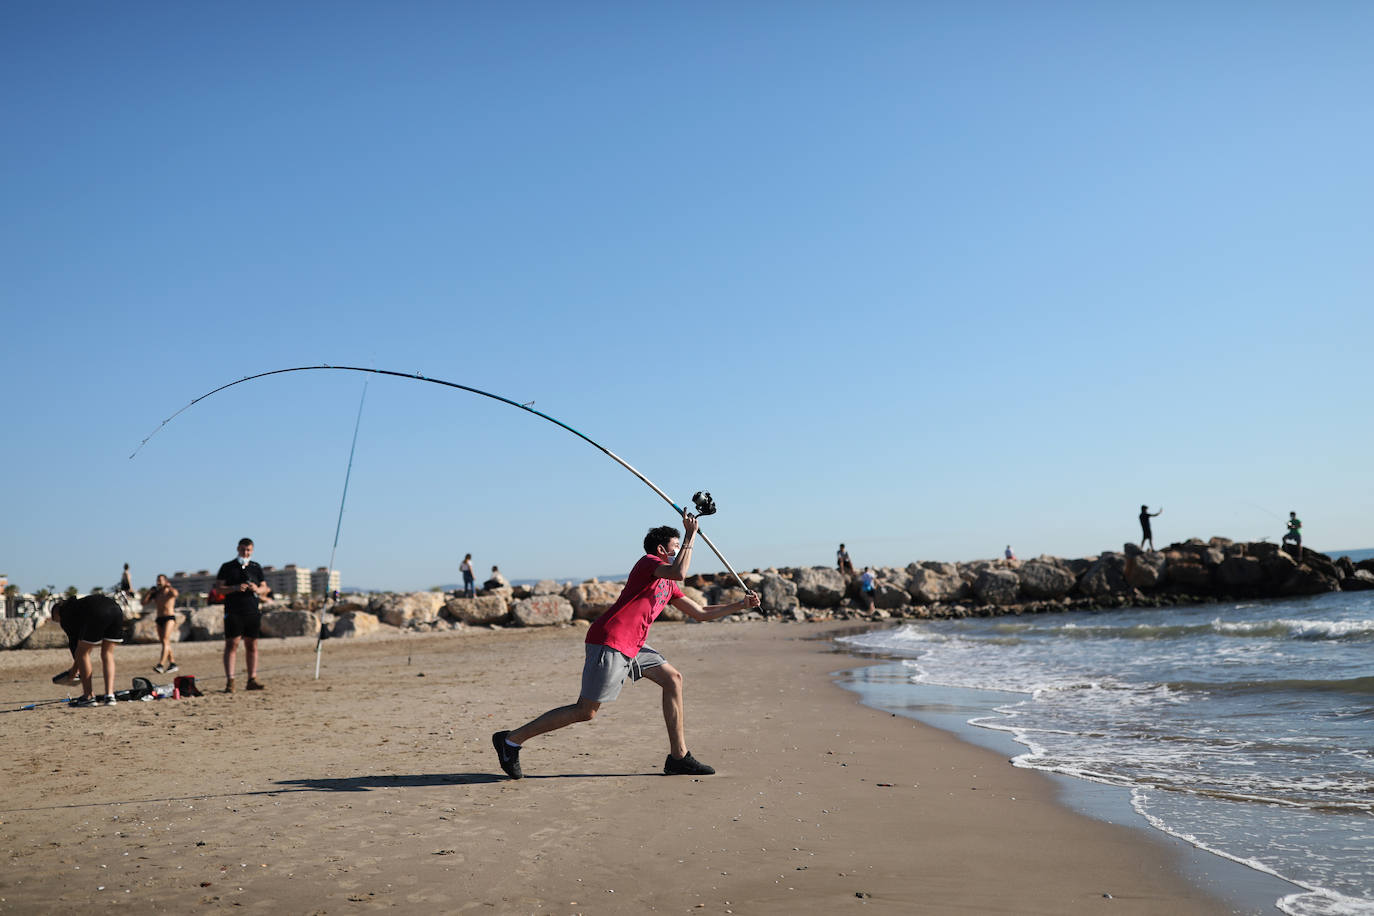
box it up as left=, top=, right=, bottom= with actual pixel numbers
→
left=580, top=644, right=666, bottom=703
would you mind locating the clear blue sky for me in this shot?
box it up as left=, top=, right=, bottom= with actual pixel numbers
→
left=3, top=1, right=1370, bottom=593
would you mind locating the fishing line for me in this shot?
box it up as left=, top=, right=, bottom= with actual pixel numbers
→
left=131, top=365, right=753, bottom=594
left=316, top=380, right=368, bottom=679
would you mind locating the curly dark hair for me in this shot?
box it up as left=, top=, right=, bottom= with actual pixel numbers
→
left=643, top=525, right=680, bottom=555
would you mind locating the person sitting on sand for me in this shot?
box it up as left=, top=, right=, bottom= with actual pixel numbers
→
left=51, top=594, right=125, bottom=707
left=143, top=574, right=180, bottom=674
left=492, top=509, right=761, bottom=779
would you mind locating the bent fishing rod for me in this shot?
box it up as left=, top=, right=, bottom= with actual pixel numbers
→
left=131, top=365, right=754, bottom=595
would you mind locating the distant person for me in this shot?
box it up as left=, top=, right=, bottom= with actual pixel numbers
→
left=215, top=537, right=268, bottom=693
left=460, top=553, right=476, bottom=598
left=118, top=563, right=133, bottom=596
left=491, top=510, right=761, bottom=780
left=143, top=574, right=180, bottom=674
left=1138, top=505, right=1163, bottom=551
left=837, top=543, right=854, bottom=577
left=1004, top=545, right=1017, bottom=564
left=51, top=594, right=124, bottom=707
left=859, top=567, right=878, bottom=612
left=1282, top=511, right=1303, bottom=555
left=484, top=565, right=509, bottom=590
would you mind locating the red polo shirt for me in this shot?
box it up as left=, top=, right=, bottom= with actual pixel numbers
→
left=585, top=554, right=684, bottom=658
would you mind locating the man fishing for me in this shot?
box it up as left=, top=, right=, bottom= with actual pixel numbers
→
left=492, top=509, right=760, bottom=779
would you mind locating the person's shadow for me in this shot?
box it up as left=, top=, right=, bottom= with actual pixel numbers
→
left=273, top=772, right=650, bottom=792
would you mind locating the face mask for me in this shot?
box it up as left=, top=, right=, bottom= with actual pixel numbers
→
left=664, top=551, right=678, bottom=563
left=238, top=556, right=249, bottom=567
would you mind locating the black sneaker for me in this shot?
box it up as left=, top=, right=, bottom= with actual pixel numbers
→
left=492, top=731, right=523, bottom=779
left=153, top=664, right=165, bottom=674
left=103, top=695, right=117, bottom=706
left=166, top=663, right=179, bottom=673
left=52, top=669, right=77, bottom=685
left=69, top=696, right=100, bottom=708
left=664, top=751, right=716, bottom=776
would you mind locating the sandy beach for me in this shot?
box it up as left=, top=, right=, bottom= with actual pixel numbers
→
left=0, top=619, right=1250, bottom=914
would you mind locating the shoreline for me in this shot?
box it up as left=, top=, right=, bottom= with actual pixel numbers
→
left=1, top=621, right=1271, bottom=913
left=829, top=653, right=1303, bottom=915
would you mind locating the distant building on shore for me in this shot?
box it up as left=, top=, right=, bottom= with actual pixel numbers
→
left=169, top=564, right=340, bottom=600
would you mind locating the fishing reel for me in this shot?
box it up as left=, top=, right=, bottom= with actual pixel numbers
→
left=691, top=491, right=717, bottom=517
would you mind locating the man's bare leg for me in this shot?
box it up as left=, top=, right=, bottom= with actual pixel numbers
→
left=99, top=641, right=116, bottom=698
left=224, top=636, right=239, bottom=688
left=642, top=663, right=687, bottom=759
left=76, top=643, right=96, bottom=698
left=509, top=697, right=600, bottom=745
left=245, top=637, right=259, bottom=681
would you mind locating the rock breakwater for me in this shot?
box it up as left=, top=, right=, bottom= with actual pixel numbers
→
left=3, top=539, right=1370, bottom=650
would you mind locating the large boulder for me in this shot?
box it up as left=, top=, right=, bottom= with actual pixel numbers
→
left=907, top=566, right=968, bottom=605
left=872, top=581, right=910, bottom=610
left=1167, top=561, right=1211, bottom=591
left=443, top=595, right=509, bottom=625
left=510, top=595, right=574, bottom=627
left=370, top=592, right=445, bottom=628
left=20, top=620, right=71, bottom=650
left=793, top=567, right=846, bottom=608
left=1216, top=556, right=1265, bottom=590
left=187, top=608, right=225, bottom=641
left=757, top=573, right=800, bottom=616
left=565, top=580, right=623, bottom=621
left=1281, top=564, right=1340, bottom=597
left=261, top=609, right=322, bottom=638
left=1341, top=570, right=1374, bottom=592
left=973, top=568, right=1020, bottom=605
left=331, top=610, right=384, bottom=638
left=1077, top=554, right=1128, bottom=598
left=1017, top=560, right=1077, bottom=600
left=0, top=618, right=35, bottom=649
left=1124, top=552, right=1167, bottom=589
left=530, top=579, right=563, bottom=596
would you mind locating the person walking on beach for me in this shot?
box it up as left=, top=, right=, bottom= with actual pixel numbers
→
left=460, top=553, right=476, bottom=598
left=143, top=573, right=180, bottom=674
left=1282, top=511, right=1303, bottom=555
left=1138, top=505, right=1163, bottom=551
left=492, top=510, right=761, bottom=779
left=51, top=594, right=125, bottom=707
left=837, top=543, right=854, bottom=577
left=215, top=537, right=268, bottom=693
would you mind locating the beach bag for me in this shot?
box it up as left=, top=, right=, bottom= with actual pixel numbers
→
left=174, top=675, right=204, bottom=697
left=114, top=676, right=155, bottom=702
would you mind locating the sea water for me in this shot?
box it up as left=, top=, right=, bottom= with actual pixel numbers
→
left=836, top=568, right=1374, bottom=916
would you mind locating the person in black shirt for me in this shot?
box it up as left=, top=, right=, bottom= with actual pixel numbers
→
left=215, top=537, right=268, bottom=693
left=51, top=594, right=125, bottom=707
left=1138, top=505, right=1163, bottom=551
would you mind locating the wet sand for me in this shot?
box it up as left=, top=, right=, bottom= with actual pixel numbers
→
left=1, top=620, right=1245, bottom=914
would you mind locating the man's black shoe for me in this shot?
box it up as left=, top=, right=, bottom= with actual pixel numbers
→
left=664, top=751, right=716, bottom=776
left=52, top=669, right=77, bottom=685
left=492, top=731, right=523, bottom=779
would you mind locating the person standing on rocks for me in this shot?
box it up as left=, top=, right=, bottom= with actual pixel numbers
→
left=859, top=567, right=878, bottom=612
left=460, top=553, right=475, bottom=598
left=143, top=574, right=180, bottom=674
left=1138, top=505, right=1163, bottom=551
left=1283, top=511, right=1303, bottom=556
left=491, top=509, right=761, bottom=779
left=215, top=537, right=268, bottom=693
